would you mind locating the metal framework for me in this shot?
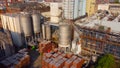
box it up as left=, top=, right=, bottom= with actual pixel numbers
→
left=74, top=24, right=120, bottom=59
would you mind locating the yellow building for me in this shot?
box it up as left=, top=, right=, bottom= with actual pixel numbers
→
left=86, top=0, right=97, bottom=16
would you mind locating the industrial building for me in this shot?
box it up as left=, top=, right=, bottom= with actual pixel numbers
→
left=63, top=0, right=86, bottom=20
left=1, top=0, right=120, bottom=68
left=75, top=12, right=120, bottom=58
left=0, top=13, right=45, bottom=47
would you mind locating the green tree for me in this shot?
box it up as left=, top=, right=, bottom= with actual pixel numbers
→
left=96, top=54, right=115, bottom=68
left=115, top=0, right=119, bottom=3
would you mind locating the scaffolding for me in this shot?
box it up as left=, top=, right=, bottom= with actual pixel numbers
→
left=74, top=24, right=120, bottom=59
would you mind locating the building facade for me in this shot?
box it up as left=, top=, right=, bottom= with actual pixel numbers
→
left=0, top=32, right=14, bottom=60
left=63, top=0, right=86, bottom=20
left=75, top=12, right=120, bottom=58
left=86, top=0, right=97, bottom=16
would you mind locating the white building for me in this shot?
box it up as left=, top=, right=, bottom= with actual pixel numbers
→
left=63, top=0, right=86, bottom=20
left=50, top=3, right=62, bottom=23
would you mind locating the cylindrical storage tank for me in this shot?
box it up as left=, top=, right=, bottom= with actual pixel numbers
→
left=42, top=24, right=46, bottom=40
left=59, top=23, right=71, bottom=47
left=45, top=24, right=51, bottom=40
left=21, top=14, right=33, bottom=37
left=32, top=13, right=41, bottom=34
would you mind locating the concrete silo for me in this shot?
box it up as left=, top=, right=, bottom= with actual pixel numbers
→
left=32, top=13, right=41, bottom=34
left=1, top=14, right=24, bottom=47
left=32, top=13, right=41, bottom=39
left=45, top=23, right=51, bottom=40
left=59, top=23, right=72, bottom=48
left=41, top=22, right=52, bottom=41
left=21, top=14, right=33, bottom=37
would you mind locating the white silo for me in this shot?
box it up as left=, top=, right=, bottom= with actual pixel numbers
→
left=45, top=23, right=51, bottom=40
left=59, top=23, right=72, bottom=48
left=1, top=14, right=24, bottom=47
left=42, top=24, right=46, bottom=40
left=21, top=14, right=33, bottom=37
left=32, top=13, right=41, bottom=34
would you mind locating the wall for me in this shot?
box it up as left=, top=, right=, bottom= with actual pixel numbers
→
left=98, top=4, right=109, bottom=10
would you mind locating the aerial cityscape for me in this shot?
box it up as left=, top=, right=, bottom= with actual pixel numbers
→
left=0, top=0, right=120, bottom=68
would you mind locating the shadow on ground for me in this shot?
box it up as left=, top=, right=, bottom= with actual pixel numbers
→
left=28, top=50, right=42, bottom=68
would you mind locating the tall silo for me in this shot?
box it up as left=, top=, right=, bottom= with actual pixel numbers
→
left=21, top=14, right=33, bottom=37
left=45, top=23, right=51, bottom=40
left=42, top=24, right=46, bottom=40
left=59, top=23, right=72, bottom=48
left=1, top=14, right=24, bottom=47
left=32, top=13, right=41, bottom=34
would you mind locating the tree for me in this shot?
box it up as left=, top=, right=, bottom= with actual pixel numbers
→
left=96, top=54, right=115, bottom=68
left=115, top=0, right=119, bottom=3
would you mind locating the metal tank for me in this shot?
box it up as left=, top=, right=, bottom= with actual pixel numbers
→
left=32, top=13, right=41, bottom=34
left=42, top=24, right=46, bottom=40
left=21, top=14, right=33, bottom=37
left=59, top=23, right=71, bottom=47
left=45, top=23, right=51, bottom=40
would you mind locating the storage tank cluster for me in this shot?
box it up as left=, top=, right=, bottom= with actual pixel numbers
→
left=1, top=13, right=44, bottom=47
left=1, top=13, right=24, bottom=47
